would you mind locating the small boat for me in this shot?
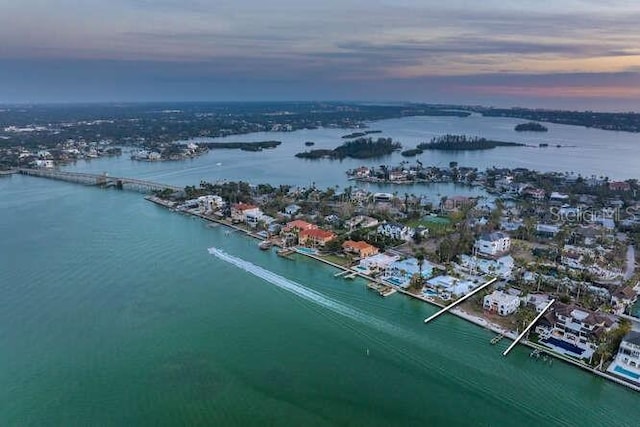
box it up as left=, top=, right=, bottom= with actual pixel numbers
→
left=258, top=240, right=273, bottom=250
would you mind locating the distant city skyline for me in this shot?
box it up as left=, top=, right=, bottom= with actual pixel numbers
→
left=1, top=0, right=640, bottom=110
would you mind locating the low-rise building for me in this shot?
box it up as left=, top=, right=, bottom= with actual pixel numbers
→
left=283, top=219, right=317, bottom=233
left=298, top=228, right=336, bottom=247
left=231, top=203, right=262, bottom=224
left=342, top=240, right=379, bottom=258
left=483, top=290, right=520, bottom=316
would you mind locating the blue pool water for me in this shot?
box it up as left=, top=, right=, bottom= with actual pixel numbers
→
left=297, top=247, right=318, bottom=255
left=542, top=337, right=585, bottom=356
left=613, top=365, right=640, bottom=380
left=423, top=289, right=438, bottom=297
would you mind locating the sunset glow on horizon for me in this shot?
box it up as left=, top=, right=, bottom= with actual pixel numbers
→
left=1, top=0, right=640, bottom=109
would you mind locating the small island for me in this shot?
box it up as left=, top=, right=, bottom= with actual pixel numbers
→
left=304, top=141, right=315, bottom=146
left=200, top=140, right=282, bottom=151
left=515, top=122, right=548, bottom=132
left=417, top=135, right=525, bottom=151
left=401, top=148, right=424, bottom=157
left=296, top=137, right=401, bottom=159
left=341, top=130, right=382, bottom=139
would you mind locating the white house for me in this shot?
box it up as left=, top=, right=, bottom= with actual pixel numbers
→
left=483, top=290, right=520, bottom=316
left=608, top=332, right=640, bottom=383
left=231, top=203, right=263, bottom=225
left=197, top=195, right=225, bottom=212
left=473, top=232, right=511, bottom=257
left=283, top=204, right=301, bottom=216
left=377, top=222, right=414, bottom=241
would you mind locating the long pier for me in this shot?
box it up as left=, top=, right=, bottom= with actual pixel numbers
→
left=502, top=299, right=555, bottom=357
left=423, top=278, right=497, bottom=324
left=18, top=168, right=182, bottom=193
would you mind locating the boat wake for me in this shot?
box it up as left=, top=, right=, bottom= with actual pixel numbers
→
left=207, top=247, right=401, bottom=336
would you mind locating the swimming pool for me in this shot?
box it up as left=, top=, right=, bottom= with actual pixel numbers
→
left=541, top=337, right=585, bottom=356
left=297, top=247, right=318, bottom=255
left=423, top=289, right=438, bottom=297
left=613, top=364, right=640, bottom=380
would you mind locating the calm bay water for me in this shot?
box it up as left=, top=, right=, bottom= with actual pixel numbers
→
left=2, top=115, right=640, bottom=425
left=63, top=114, right=640, bottom=191
left=2, top=173, right=640, bottom=426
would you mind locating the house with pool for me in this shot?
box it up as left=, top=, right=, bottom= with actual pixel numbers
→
left=425, top=275, right=478, bottom=300
left=382, top=257, right=434, bottom=288
left=608, top=331, right=640, bottom=385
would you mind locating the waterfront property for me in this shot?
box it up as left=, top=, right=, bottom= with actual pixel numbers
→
left=608, top=332, right=640, bottom=385
left=298, top=228, right=336, bottom=247
left=231, top=203, right=263, bottom=225
left=483, top=290, right=520, bottom=316
left=536, top=302, right=616, bottom=360
left=459, top=254, right=514, bottom=279
left=342, top=240, right=379, bottom=258
left=383, top=257, right=434, bottom=288
left=426, top=275, right=478, bottom=300
left=357, top=253, right=401, bottom=274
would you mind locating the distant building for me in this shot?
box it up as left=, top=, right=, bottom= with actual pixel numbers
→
left=377, top=222, right=414, bottom=241
left=536, top=224, right=560, bottom=238
left=609, top=181, right=631, bottom=192
left=474, top=232, right=511, bottom=257
left=283, top=204, right=302, bottom=216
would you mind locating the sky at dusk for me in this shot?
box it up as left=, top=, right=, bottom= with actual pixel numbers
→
left=1, top=0, right=640, bottom=110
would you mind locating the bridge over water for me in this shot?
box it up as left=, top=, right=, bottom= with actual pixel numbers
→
left=18, top=168, right=182, bottom=193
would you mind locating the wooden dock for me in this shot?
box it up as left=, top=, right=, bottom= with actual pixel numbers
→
left=502, top=299, right=555, bottom=357
left=423, top=278, right=497, bottom=324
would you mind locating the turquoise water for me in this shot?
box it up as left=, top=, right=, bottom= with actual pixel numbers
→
left=2, top=174, right=640, bottom=426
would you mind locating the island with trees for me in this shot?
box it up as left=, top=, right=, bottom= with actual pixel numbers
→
left=417, top=135, right=525, bottom=151
left=515, top=122, right=548, bottom=132
left=296, top=137, right=401, bottom=159
left=401, top=148, right=424, bottom=157
left=342, top=130, right=382, bottom=139
left=200, top=140, right=282, bottom=151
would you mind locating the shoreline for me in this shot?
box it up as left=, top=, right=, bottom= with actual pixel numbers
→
left=145, top=195, right=640, bottom=394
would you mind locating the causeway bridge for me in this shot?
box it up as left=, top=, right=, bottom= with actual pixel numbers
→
left=18, top=168, right=182, bottom=193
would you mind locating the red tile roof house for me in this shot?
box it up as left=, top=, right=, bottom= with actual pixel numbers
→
left=298, top=228, right=336, bottom=247
left=342, top=240, right=379, bottom=258
left=609, top=181, right=631, bottom=192
left=230, top=203, right=262, bottom=223
left=283, top=220, right=317, bottom=233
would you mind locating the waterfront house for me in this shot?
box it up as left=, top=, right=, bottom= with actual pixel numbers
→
left=283, top=219, right=317, bottom=233
left=536, top=303, right=614, bottom=358
left=231, top=203, right=262, bottom=224
left=342, top=240, right=379, bottom=258
left=357, top=253, right=400, bottom=274
left=611, top=286, right=638, bottom=314
left=384, top=257, right=434, bottom=288
left=483, top=290, right=520, bottom=316
left=473, top=232, right=511, bottom=258
left=377, top=222, right=414, bottom=241
left=607, top=332, right=640, bottom=384
left=523, top=187, right=546, bottom=200
left=459, top=255, right=514, bottom=279
left=298, top=228, right=336, bottom=247
left=197, top=195, right=225, bottom=213
left=426, top=275, right=477, bottom=299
